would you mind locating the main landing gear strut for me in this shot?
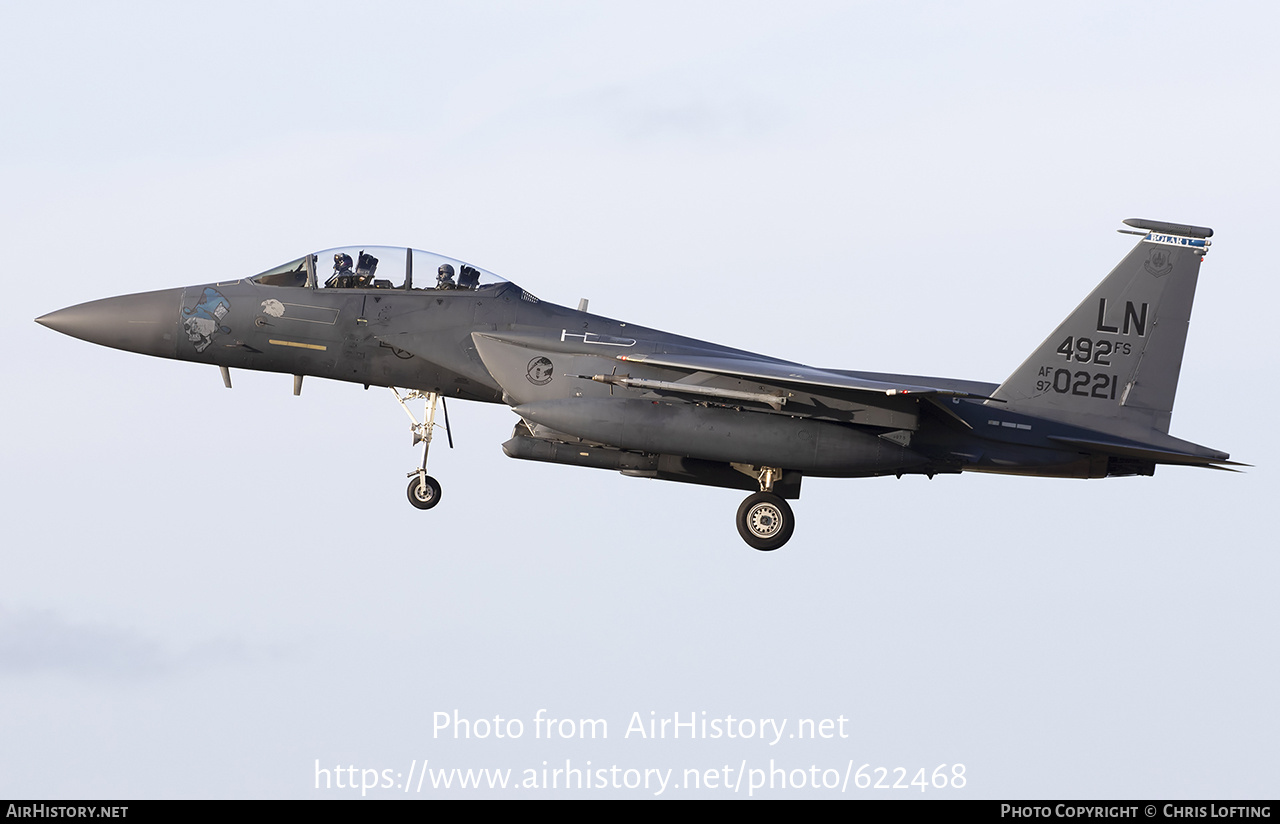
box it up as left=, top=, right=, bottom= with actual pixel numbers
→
left=391, top=387, right=451, bottom=510
left=735, top=466, right=794, bottom=551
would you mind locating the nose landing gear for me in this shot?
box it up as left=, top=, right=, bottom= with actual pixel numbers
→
left=391, top=387, right=451, bottom=511
left=407, top=474, right=442, bottom=510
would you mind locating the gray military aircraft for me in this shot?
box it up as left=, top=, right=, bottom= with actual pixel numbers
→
left=36, top=218, right=1238, bottom=550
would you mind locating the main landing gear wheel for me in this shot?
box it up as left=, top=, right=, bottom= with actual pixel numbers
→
left=407, top=475, right=442, bottom=510
left=736, top=491, right=794, bottom=551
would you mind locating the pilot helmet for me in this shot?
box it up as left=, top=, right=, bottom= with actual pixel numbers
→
left=437, top=263, right=455, bottom=282
left=334, top=252, right=353, bottom=270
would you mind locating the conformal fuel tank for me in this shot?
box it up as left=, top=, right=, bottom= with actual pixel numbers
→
left=512, top=398, right=929, bottom=477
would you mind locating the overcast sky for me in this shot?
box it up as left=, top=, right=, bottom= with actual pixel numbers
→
left=1, top=1, right=1275, bottom=799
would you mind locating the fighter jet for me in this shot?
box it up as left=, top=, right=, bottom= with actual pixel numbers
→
left=36, top=218, right=1238, bottom=550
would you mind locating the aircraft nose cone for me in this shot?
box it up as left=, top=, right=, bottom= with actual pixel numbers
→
left=37, top=288, right=183, bottom=358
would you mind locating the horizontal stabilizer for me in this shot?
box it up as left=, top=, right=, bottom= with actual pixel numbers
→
left=1047, top=435, right=1243, bottom=468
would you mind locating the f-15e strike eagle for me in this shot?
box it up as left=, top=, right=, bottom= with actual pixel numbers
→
left=37, top=218, right=1238, bottom=550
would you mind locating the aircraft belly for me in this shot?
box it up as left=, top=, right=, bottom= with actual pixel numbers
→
left=963, top=454, right=1106, bottom=479
left=512, top=398, right=930, bottom=477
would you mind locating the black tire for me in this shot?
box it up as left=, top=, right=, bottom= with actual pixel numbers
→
left=735, top=492, right=794, bottom=551
left=407, top=475, right=442, bottom=510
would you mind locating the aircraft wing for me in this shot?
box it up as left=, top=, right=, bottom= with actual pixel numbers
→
left=615, top=352, right=999, bottom=400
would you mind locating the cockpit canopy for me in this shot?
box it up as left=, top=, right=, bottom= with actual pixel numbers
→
left=251, top=246, right=516, bottom=293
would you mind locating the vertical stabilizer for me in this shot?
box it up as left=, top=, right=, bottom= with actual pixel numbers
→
left=990, top=219, right=1212, bottom=436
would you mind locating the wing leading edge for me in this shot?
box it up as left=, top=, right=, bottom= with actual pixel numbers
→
left=615, top=352, right=1000, bottom=401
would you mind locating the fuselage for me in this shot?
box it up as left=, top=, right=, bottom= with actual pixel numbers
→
left=38, top=263, right=1121, bottom=482
left=35, top=224, right=1234, bottom=552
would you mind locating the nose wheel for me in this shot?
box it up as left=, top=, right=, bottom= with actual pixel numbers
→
left=391, top=387, right=451, bottom=511
left=407, top=474, right=442, bottom=510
